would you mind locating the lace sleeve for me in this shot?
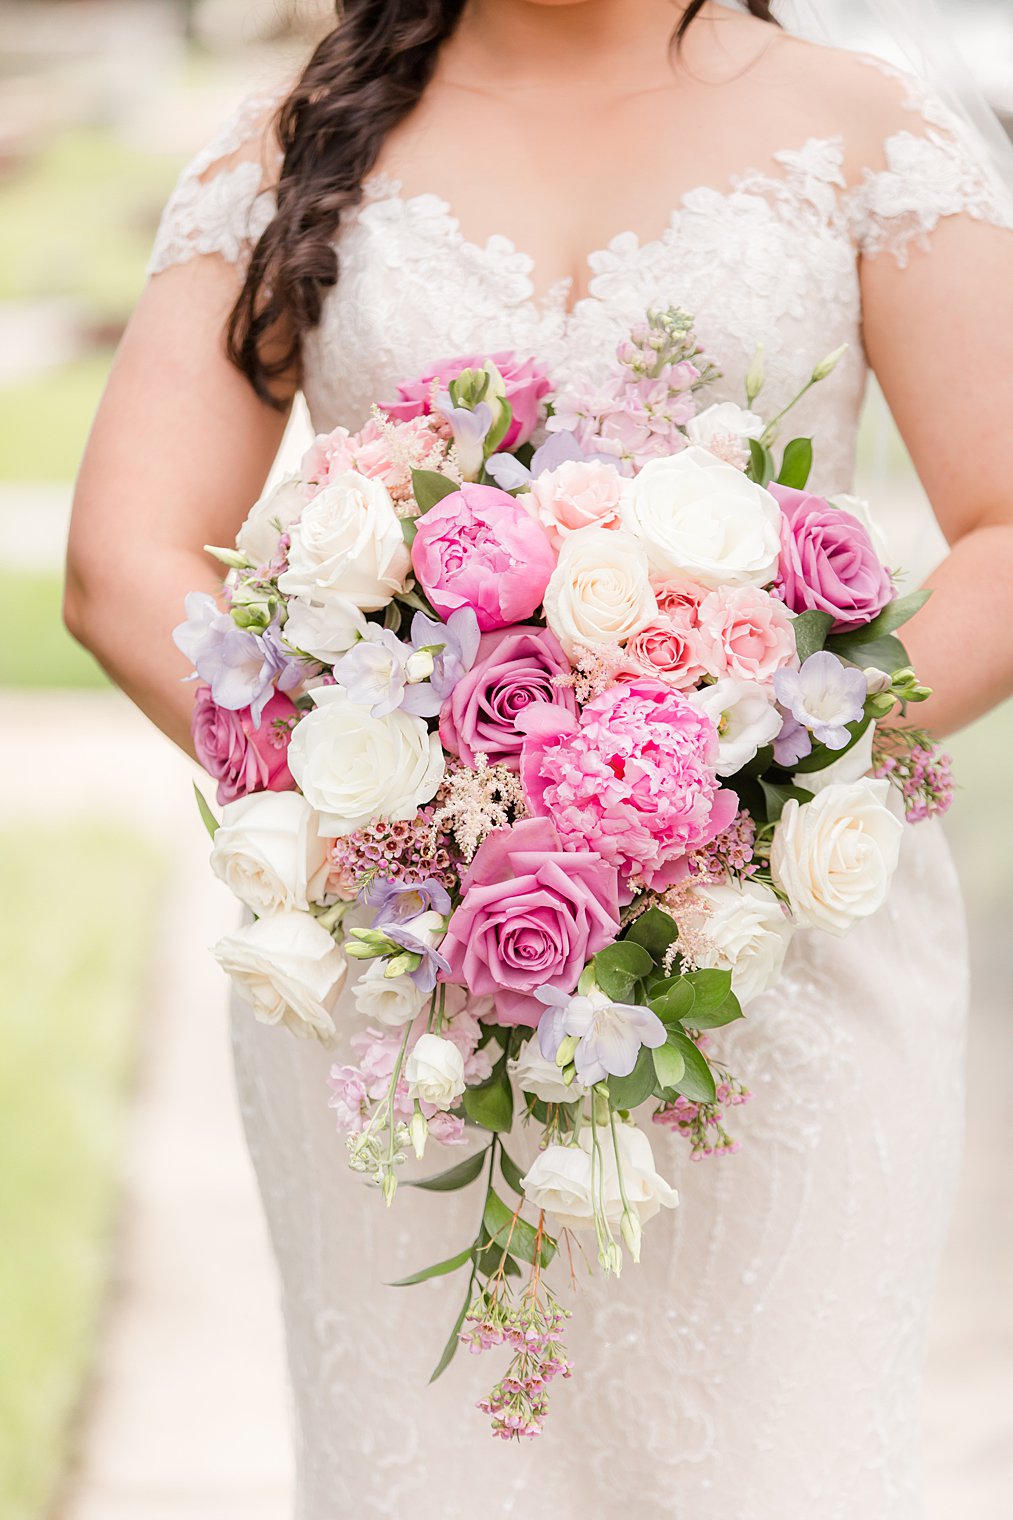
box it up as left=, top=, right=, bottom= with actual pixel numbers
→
left=145, top=87, right=284, bottom=278
left=843, top=57, right=1013, bottom=267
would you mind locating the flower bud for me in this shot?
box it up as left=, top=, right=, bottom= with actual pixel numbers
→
left=409, top=1109, right=428, bottom=1160
left=745, top=343, right=765, bottom=405
left=405, top=648, right=436, bottom=683
left=385, top=951, right=422, bottom=979
left=620, top=1208, right=643, bottom=1264
left=381, top=1170, right=398, bottom=1207
left=862, top=667, right=892, bottom=695
left=204, top=543, right=254, bottom=571
left=554, top=1035, right=579, bottom=1069
left=811, top=344, right=848, bottom=383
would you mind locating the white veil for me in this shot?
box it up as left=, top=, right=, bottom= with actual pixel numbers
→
left=765, top=0, right=1013, bottom=195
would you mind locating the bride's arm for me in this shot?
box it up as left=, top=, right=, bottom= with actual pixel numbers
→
left=863, top=212, right=1013, bottom=737
left=64, top=258, right=293, bottom=754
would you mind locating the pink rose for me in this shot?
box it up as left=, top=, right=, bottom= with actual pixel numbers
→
left=439, top=625, right=576, bottom=770
left=520, top=459, right=625, bottom=550
left=192, top=686, right=298, bottom=806
left=625, top=615, right=707, bottom=689
left=385, top=352, right=551, bottom=449
left=772, top=485, right=894, bottom=632
left=411, top=483, right=556, bottom=632
left=441, top=817, right=621, bottom=1027
left=696, top=583, right=797, bottom=684
left=519, top=679, right=737, bottom=892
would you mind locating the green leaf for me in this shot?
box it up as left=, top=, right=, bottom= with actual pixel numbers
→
left=592, top=941, right=655, bottom=1001
left=428, top=1276, right=473, bottom=1383
left=473, top=1240, right=522, bottom=1278
left=791, top=609, right=834, bottom=664
left=792, top=712, right=873, bottom=775
left=624, top=907, right=678, bottom=965
left=683, top=969, right=743, bottom=1030
left=499, top=1146, right=527, bottom=1196
left=462, top=1063, right=514, bottom=1133
left=849, top=588, right=930, bottom=641
left=193, top=782, right=219, bottom=839
left=776, top=436, right=813, bottom=489
left=403, top=1147, right=489, bottom=1193
left=652, top=1041, right=686, bottom=1092
left=483, top=1189, right=556, bottom=1267
left=605, top=1044, right=659, bottom=1110
left=747, top=438, right=775, bottom=487
left=388, top=1245, right=474, bottom=1287
left=400, top=516, right=418, bottom=549
left=665, top=1029, right=718, bottom=1103
left=650, top=978, right=696, bottom=1027
left=483, top=398, right=514, bottom=456
left=759, top=777, right=814, bottom=824
left=411, top=468, right=459, bottom=513
left=825, top=630, right=909, bottom=675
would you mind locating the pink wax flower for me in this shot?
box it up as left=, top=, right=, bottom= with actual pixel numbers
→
left=696, top=583, right=797, bottom=685
left=520, top=459, right=626, bottom=550
left=518, top=679, right=737, bottom=892
left=440, top=624, right=576, bottom=770
left=191, top=685, right=298, bottom=806
left=385, top=352, right=551, bottom=449
left=771, top=484, right=894, bottom=632
left=411, top=483, right=556, bottom=632
left=440, top=817, right=621, bottom=1028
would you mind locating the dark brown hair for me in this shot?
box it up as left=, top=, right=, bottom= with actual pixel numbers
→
left=227, top=1, right=779, bottom=407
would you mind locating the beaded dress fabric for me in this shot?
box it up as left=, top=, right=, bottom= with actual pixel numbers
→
left=147, top=45, right=1012, bottom=1520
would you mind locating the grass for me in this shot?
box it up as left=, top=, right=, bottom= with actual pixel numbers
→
left=0, top=822, right=166, bottom=1520
left=0, top=572, right=108, bottom=689
left=0, top=351, right=114, bottom=484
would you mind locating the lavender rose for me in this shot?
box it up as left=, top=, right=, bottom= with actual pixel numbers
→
left=192, top=686, right=298, bottom=806
left=441, top=817, right=621, bottom=1028
left=439, top=625, right=576, bottom=770
left=771, top=485, right=893, bottom=633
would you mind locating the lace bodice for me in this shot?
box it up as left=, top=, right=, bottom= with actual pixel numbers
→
left=147, top=53, right=1013, bottom=498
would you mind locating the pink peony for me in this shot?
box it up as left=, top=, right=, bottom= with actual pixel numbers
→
left=520, top=459, right=625, bottom=550
left=440, top=817, right=621, bottom=1028
left=696, top=583, right=797, bottom=684
left=385, top=352, right=551, bottom=449
left=411, top=483, right=556, bottom=632
left=191, top=686, right=298, bottom=806
left=771, top=484, right=893, bottom=632
left=518, top=679, right=737, bottom=892
left=439, top=625, right=576, bottom=770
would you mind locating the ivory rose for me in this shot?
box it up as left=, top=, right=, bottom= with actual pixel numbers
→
left=521, top=1125, right=678, bottom=1232
left=213, top=910, right=347, bottom=1040
left=543, top=526, right=658, bottom=657
left=236, top=474, right=307, bottom=566
left=770, top=778, right=904, bottom=934
left=404, top=1033, right=467, bottom=1111
left=678, top=879, right=794, bottom=1006
left=209, top=791, right=330, bottom=916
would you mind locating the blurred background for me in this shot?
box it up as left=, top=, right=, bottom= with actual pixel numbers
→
left=0, top=2, right=1010, bottom=1518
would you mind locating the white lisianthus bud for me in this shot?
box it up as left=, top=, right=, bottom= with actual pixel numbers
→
left=862, top=667, right=892, bottom=695
left=409, top=1110, right=429, bottom=1160
left=620, top=1208, right=643, bottom=1264
left=745, top=343, right=765, bottom=406
left=812, top=344, right=848, bottom=383
left=404, top=648, right=436, bottom=683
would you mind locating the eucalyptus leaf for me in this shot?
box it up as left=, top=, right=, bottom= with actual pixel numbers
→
left=593, top=941, right=655, bottom=1001
left=411, top=468, right=459, bottom=513
left=791, top=609, right=833, bottom=664
left=193, top=782, right=219, bottom=839
left=403, top=1147, right=489, bottom=1193
left=825, top=630, right=909, bottom=675
left=665, top=1029, right=718, bottom=1103
left=462, top=1063, right=514, bottom=1133
left=623, top=907, right=678, bottom=965
left=650, top=978, right=696, bottom=1027
left=683, top=970, right=742, bottom=1030
left=388, top=1245, right=474, bottom=1287
left=846, top=587, right=930, bottom=641
left=652, top=1041, right=687, bottom=1092
left=604, top=1044, right=659, bottom=1109
left=776, top=436, right=813, bottom=490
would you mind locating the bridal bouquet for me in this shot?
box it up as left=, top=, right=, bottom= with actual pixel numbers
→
left=176, top=309, right=952, bottom=1438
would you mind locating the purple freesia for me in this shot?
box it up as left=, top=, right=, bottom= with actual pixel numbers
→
left=535, top=984, right=668, bottom=1088
left=772, top=711, right=813, bottom=768
left=485, top=429, right=589, bottom=491
left=173, top=593, right=302, bottom=725
left=330, top=609, right=480, bottom=719
left=365, top=878, right=453, bottom=994
left=409, top=607, right=481, bottom=703
left=436, top=395, right=494, bottom=478
left=774, top=651, right=868, bottom=752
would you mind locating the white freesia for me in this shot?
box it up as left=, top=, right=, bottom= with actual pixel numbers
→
left=236, top=474, right=306, bottom=566
left=543, top=526, right=657, bottom=657
left=287, top=684, right=444, bottom=836
left=213, top=910, right=346, bottom=1040
left=278, top=470, right=410, bottom=660
left=404, top=1033, right=466, bottom=1111
left=690, top=678, right=782, bottom=775
left=686, top=403, right=765, bottom=467
left=621, top=445, right=782, bottom=588
left=351, top=960, right=429, bottom=1027
left=522, top=1124, right=678, bottom=1232
left=679, top=879, right=794, bottom=1006
left=770, top=778, right=904, bottom=935
left=209, top=791, right=330, bottom=916
left=508, top=1041, right=584, bottom=1104
left=799, top=723, right=876, bottom=796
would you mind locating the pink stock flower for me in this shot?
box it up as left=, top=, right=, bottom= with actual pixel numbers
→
left=191, top=686, right=298, bottom=806
left=520, top=459, right=625, bottom=549
left=771, top=484, right=894, bottom=632
left=440, top=817, right=621, bottom=1028
left=411, top=483, right=556, bottom=632
left=427, top=1111, right=467, bottom=1145
left=439, top=625, right=576, bottom=770
left=518, top=679, right=737, bottom=892
left=385, top=352, right=551, bottom=449
left=696, top=583, right=798, bottom=684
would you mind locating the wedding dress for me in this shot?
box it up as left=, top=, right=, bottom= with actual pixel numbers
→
left=147, top=45, right=1012, bottom=1520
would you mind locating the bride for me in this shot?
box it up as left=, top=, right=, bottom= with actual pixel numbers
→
left=65, top=1, right=1013, bottom=1514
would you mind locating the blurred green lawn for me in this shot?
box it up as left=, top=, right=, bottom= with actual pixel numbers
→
left=0, top=824, right=165, bottom=1520
left=0, top=572, right=108, bottom=688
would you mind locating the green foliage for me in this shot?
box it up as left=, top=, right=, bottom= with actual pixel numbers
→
left=683, top=969, right=743, bottom=1030
left=411, top=469, right=459, bottom=513
left=826, top=591, right=930, bottom=675
left=482, top=1190, right=556, bottom=1268
left=747, top=438, right=775, bottom=487
left=605, top=1045, right=658, bottom=1110
left=664, top=1028, right=718, bottom=1103
left=498, top=1146, right=527, bottom=1196
left=462, top=1059, right=514, bottom=1133
left=791, top=609, right=834, bottom=665
left=403, top=1147, right=488, bottom=1193
left=652, top=1041, right=687, bottom=1092
left=388, top=1245, right=475, bottom=1287
left=590, top=941, right=654, bottom=1002
left=623, top=906, right=679, bottom=964
left=776, top=436, right=813, bottom=490
left=429, top=1278, right=474, bottom=1384
left=192, top=783, right=219, bottom=840
left=759, top=777, right=814, bottom=824
left=650, top=978, right=697, bottom=1026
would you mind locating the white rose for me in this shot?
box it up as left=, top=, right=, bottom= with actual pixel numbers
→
left=404, top=1033, right=466, bottom=1111
left=352, top=959, right=429, bottom=1027
left=522, top=1124, right=678, bottom=1231
left=770, top=778, right=904, bottom=935
left=680, top=879, right=794, bottom=1006
left=690, top=678, right=782, bottom=775
left=543, top=526, right=657, bottom=657
left=278, top=470, right=410, bottom=660
left=287, top=684, right=444, bottom=836
left=621, top=445, right=782, bottom=588
left=236, top=474, right=306, bottom=566
left=685, top=403, right=765, bottom=467
left=799, top=723, right=876, bottom=796
left=209, top=791, right=330, bottom=916
left=508, top=1041, right=584, bottom=1105
left=213, top=909, right=347, bottom=1040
